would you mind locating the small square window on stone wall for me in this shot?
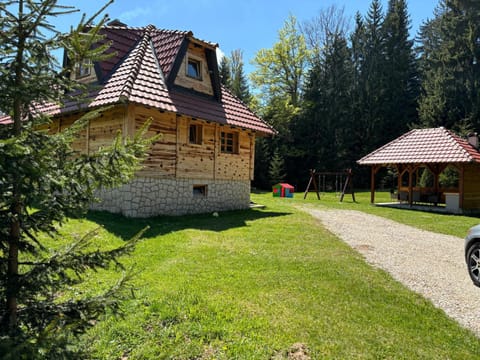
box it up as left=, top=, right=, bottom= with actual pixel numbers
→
left=193, top=184, right=208, bottom=197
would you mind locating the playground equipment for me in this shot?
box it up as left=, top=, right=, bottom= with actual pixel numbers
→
left=303, top=169, right=355, bottom=202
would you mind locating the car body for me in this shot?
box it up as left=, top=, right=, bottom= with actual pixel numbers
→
left=465, top=224, right=480, bottom=287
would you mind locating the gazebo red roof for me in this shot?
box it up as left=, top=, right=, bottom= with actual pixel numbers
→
left=0, top=24, right=275, bottom=135
left=357, top=127, right=480, bottom=165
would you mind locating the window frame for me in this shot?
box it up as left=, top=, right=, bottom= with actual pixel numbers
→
left=220, top=130, right=239, bottom=154
left=189, top=123, right=203, bottom=145
left=186, top=58, right=202, bottom=80
left=75, top=59, right=92, bottom=79
left=193, top=184, right=208, bottom=197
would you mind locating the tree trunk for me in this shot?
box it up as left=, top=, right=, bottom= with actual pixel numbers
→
left=5, top=198, right=21, bottom=334
left=1, top=0, right=25, bottom=333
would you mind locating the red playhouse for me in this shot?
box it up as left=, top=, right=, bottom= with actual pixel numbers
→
left=272, top=183, right=294, bottom=198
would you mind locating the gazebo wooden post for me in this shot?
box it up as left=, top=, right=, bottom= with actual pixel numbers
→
left=459, top=165, right=465, bottom=209
left=396, top=165, right=401, bottom=197
left=370, top=165, right=379, bottom=204
left=408, top=166, right=413, bottom=206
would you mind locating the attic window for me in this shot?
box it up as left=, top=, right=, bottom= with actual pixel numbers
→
left=187, top=58, right=201, bottom=79
left=75, top=59, right=92, bottom=79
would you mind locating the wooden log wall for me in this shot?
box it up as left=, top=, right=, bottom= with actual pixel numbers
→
left=462, top=164, right=480, bottom=209
left=133, top=106, right=177, bottom=177
left=132, top=105, right=255, bottom=181
left=51, top=104, right=256, bottom=182
left=176, top=116, right=215, bottom=179
left=214, top=128, right=253, bottom=181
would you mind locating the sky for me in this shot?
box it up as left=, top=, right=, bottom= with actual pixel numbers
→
left=53, top=0, right=439, bottom=74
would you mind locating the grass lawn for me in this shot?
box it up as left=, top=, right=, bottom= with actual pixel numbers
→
left=63, top=191, right=480, bottom=359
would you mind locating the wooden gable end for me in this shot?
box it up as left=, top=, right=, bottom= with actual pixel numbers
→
left=64, top=56, right=100, bottom=84
left=172, top=40, right=220, bottom=99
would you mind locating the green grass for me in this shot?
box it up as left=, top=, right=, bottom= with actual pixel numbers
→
left=61, top=191, right=480, bottom=359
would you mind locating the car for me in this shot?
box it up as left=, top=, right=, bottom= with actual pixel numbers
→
left=465, top=224, right=480, bottom=287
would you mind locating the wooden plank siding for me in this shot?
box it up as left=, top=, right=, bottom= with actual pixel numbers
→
left=88, top=107, right=125, bottom=153
left=176, top=116, right=215, bottom=180
left=215, top=129, right=253, bottom=181
left=462, top=164, right=480, bottom=210
left=133, top=106, right=177, bottom=178
left=51, top=104, right=255, bottom=182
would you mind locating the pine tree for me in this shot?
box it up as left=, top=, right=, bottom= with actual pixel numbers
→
left=358, top=0, right=387, bottom=150
left=219, top=55, right=232, bottom=88
left=417, top=0, right=480, bottom=130
left=382, top=0, right=419, bottom=139
left=0, top=1, right=155, bottom=357
left=230, top=49, right=252, bottom=105
left=268, top=149, right=286, bottom=185
left=292, top=32, right=354, bottom=178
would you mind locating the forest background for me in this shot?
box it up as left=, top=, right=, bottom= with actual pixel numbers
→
left=219, top=0, right=480, bottom=190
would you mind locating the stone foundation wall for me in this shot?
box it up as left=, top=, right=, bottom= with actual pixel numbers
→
left=90, top=177, right=251, bottom=217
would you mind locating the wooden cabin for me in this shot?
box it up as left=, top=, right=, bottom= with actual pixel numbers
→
left=12, top=22, right=275, bottom=217
left=357, top=127, right=480, bottom=214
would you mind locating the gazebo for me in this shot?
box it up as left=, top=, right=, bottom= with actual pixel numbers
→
left=357, top=127, right=480, bottom=213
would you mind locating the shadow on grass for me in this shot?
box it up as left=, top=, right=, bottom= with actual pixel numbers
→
left=86, top=207, right=292, bottom=240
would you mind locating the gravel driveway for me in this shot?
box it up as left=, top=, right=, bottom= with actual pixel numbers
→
left=303, top=207, right=480, bottom=336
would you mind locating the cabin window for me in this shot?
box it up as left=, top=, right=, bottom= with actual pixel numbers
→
left=221, top=131, right=239, bottom=154
left=193, top=184, right=208, bottom=197
left=187, top=58, right=201, bottom=79
left=75, top=59, right=92, bottom=79
left=189, top=124, right=203, bottom=145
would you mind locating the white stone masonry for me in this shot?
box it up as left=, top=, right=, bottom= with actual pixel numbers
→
left=90, top=177, right=251, bottom=217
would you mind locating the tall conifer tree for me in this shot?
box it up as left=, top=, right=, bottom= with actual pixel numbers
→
left=230, top=49, right=252, bottom=105
left=417, top=0, right=480, bottom=131
left=382, top=0, right=419, bottom=139
left=219, top=55, right=232, bottom=89
left=293, top=33, right=353, bottom=175
left=0, top=1, right=154, bottom=356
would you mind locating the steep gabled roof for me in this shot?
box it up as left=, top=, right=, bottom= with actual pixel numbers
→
left=1, top=24, right=275, bottom=135
left=357, top=127, right=480, bottom=165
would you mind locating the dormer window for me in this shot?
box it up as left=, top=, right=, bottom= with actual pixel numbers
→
left=187, top=58, right=201, bottom=80
left=75, top=59, right=92, bottom=79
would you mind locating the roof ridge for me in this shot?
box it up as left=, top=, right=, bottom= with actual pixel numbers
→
left=119, top=30, right=152, bottom=101
left=147, top=38, right=167, bottom=88
left=103, top=23, right=192, bottom=37
left=445, top=127, right=478, bottom=161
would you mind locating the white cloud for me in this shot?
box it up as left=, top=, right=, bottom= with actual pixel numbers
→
left=118, top=7, right=152, bottom=22
left=216, top=48, right=225, bottom=64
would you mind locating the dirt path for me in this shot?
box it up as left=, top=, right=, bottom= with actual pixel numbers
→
left=303, top=207, right=480, bottom=336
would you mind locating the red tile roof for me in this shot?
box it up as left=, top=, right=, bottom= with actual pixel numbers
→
left=1, top=24, right=274, bottom=135
left=357, top=127, right=480, bottom=165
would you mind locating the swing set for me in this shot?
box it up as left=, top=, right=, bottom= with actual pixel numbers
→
left=303, top=168, right=355, bottom=202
